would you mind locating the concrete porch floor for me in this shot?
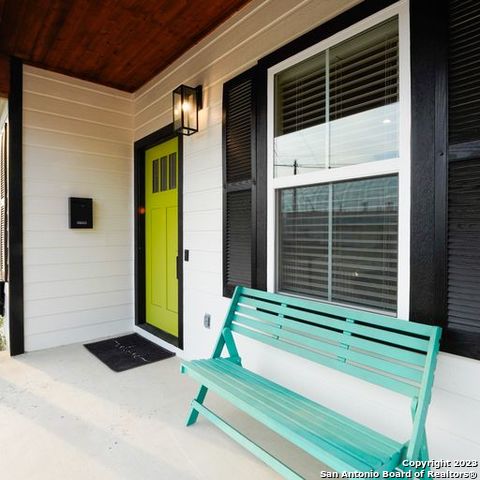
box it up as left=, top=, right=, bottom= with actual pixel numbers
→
left=0, top=342, right=325, bottom=480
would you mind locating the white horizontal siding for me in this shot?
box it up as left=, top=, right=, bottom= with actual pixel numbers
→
left=132, top=0, right=480, bottom=464
left=23, top=65, right=134, bottom=351
left=24, top=69, right=132, bottom=113
left=24, top=92, right=131, bottom=128
left=25, top=318, right=132, bottom=352
left=24, top=127, right=131, bottom=158
left=25, top=261, right=132, bottom=284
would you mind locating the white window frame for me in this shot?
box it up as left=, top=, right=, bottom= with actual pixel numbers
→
left=266, top=1, right=411, bottom=319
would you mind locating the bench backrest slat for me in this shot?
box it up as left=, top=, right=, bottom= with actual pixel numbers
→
left=234, top=305, right=427, bottom=367
left=241, top=288, right=435, bottom=336
left=226, top=287, right=441, bottom=399
left=230, top=323, right=420, bottom=397
left=238, top=295, right=430, bottom=352
left=233, top=312, right=424, bottom=384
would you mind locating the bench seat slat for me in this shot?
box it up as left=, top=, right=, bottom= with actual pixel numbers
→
left=211, top=358, right=399, bottom=458
left=232, top=314, right=424, bottom=383
left=186, top=361, right=388, bottom=472
left=235, top=305, right=427, bottom=367
left=212, top=359, right=399, bottom=455
left=209, top=360, right=384, bottom=467
left=183, top=358, right=403, bottom=472
left=210, top=360, right=386, bottom=467
left=184, top=363, right=372, bottom=473
left=240, top=287, right=434, bottom=337
left=238, top=296, right=430, bottom=352
left=231, top=323, right=420, bottom=397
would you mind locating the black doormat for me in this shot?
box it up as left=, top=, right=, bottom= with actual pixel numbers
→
left=84, top=333, right=175, bottom=372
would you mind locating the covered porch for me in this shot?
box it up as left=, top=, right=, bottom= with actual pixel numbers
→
left=0, top=0, right=480, bottom=478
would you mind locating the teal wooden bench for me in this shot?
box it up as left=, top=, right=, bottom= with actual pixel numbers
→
left=181, top=287, right=441, bottom=479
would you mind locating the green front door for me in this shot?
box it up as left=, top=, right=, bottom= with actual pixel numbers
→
left=145, top=137, right=179, bottom=337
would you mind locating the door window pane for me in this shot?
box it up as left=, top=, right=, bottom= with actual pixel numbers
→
left=152, top=159, right=159, bottom=193
left=160, top=156, right=168, bottom=191
left=169, top=153, right=177, bottom=190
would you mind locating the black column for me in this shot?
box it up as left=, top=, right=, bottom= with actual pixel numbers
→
left=409, top=0, right=448, bottom=326
left=8, top=57, right=24, bottom=355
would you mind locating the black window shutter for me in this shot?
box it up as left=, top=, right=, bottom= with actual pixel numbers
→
left=445, top=0, right=480, bottom=359
left=223, top=67, right=256, bottom=297
left=448, top=0, right=480, bottom=146
left=446, top=160, right=480, bottom=359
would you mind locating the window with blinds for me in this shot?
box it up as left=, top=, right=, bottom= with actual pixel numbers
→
left=223, top=68, right=256, bottom=297
left=271, top=12, right=404, bottom=315
left=278, top=175, right=398, bottom=313
left=274, top=17, right=399, bottom=177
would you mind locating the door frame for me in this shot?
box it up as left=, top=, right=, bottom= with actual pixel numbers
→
left=134, top=124, right=184, bottom=349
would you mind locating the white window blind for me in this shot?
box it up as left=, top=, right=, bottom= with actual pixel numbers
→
left=278, top=175, right=398, bottom=313
left=274, top=17, right=399, bottom=177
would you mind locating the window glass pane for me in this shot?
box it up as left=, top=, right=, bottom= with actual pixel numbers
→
left=277, top=175, right=398, bottom=313
left=273, top=17, right=399, bottom=176
left=278, top=185, right=329, bottom=298
left=274, top=125, right=327, bottom=177
left=329, top=18, right=399, bottom=167
left=169, top=153, right=177, bottom=190
left=274, top=52, right=326, bottom=177
left=332, top=176, right=398, bottom=312
left=152, top=159, right=159, bottom=193
left=160, top=156, right=168, bottom=191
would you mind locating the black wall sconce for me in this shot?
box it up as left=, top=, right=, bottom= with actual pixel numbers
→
left=173, top=84, right=203, bottom=136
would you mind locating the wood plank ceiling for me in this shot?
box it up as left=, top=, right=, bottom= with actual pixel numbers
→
left=0, top=0, right=253, bottom=95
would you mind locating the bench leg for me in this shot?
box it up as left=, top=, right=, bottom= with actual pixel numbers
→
left=186, top=385, right=208, bottom=426
left=191, top=400, right=304, bottom=480
left=404, top=432, right=429, bottom=478
left=418, top=437, right=429, bottom=478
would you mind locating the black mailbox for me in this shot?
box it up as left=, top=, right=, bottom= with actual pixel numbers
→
left=69, top=197, right=93, bottom=229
